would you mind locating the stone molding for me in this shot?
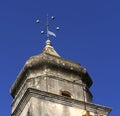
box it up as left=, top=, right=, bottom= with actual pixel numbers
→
left=11, top=88, right=111, bottom=116
left=11, top=74, right=93, bottom=113
left=10, top=53, right=92, bottom=98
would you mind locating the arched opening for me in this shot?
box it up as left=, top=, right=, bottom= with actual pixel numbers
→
left=60, top=90, right=71, bottom=98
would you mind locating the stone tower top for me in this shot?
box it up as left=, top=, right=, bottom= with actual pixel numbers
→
left=10, top=50, right=93, bottom=98
left=10, top=46, right=111, bottom=115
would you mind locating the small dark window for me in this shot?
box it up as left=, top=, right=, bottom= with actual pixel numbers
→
left=61, top=91, right=71, bottom=98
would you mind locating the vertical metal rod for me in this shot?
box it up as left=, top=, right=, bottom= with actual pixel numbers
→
left=46, top=14, right=49, bottom=40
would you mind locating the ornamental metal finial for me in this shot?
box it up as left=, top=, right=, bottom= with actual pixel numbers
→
left=36, top=15, right=60, bottom=41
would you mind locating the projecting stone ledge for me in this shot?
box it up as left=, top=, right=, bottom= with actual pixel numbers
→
left=10, top=53, right=92, bottom=98
left=11, top=88, right=112, bottom=116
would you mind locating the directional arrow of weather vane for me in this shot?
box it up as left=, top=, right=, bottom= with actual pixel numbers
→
left=36, top=15, right=60, bottom=40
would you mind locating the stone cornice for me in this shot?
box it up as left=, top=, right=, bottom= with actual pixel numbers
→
left=10, top=53, right=93, bottom=98
left=11, top=88, right=112, bottom=116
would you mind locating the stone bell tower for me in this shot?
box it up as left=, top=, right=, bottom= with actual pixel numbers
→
left=10, top=39, right=111, bottom=116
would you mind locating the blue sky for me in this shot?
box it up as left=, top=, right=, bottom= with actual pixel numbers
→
left=0, top=0, right=119, bottom=115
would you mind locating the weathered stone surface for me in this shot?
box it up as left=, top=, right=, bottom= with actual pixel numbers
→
left=10, top=53, right=92, bottom=98
left=10, top=46, right=111, bottom=116
left=11, top=73, right=92, bottom=114
left=11, top=88, right=111, bottom=116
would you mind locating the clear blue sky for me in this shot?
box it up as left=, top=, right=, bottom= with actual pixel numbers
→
left=0, top=0, right=119, bottom=115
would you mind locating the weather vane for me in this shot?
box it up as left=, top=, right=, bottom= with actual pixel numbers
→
left=36, top=15, right=60, bottom=40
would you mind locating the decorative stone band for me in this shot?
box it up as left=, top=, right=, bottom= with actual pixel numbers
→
left=11, top=88, right=112, bottom=116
